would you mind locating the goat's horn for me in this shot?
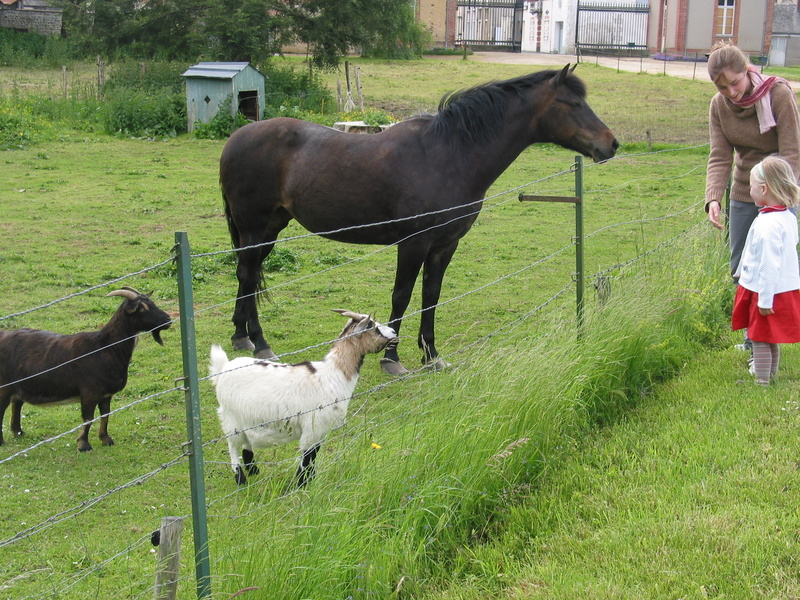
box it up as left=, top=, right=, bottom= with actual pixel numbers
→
left=107, top=288, right=139, bottom=301
left=331, top=309, right=364, bottom=321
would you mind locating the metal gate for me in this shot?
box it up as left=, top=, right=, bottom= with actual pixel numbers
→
left=575, top=1, right=649, bottom=55
left=456, top=0, right=525, bottom=51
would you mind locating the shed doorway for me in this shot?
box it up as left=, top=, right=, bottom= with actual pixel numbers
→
left=238, top=91, right=259, bottom=121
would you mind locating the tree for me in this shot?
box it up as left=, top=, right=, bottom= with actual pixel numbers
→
left=54, top=0, right=425, bottom=68
left=278, top=0, right=426, bottom=70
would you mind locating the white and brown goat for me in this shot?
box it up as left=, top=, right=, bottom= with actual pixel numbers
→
left=209, top=310, right=397, bottom=487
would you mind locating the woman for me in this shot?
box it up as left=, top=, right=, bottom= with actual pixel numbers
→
left=705, top=42, right=800, bottom=278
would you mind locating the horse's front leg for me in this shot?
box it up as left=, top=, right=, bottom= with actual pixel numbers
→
left=418, top=240, right=460, bottom=370
left=381, top=243, right=428, bottom=375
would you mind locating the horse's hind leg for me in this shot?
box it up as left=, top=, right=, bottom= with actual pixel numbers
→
left=231, top=210, right=292, bottom=359
left=232, top=242, right=273, bottom=356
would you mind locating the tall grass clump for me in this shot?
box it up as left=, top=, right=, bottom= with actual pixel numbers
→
left=0, top=98, right=47, bottom=149
left=99, top=60, right=187, bottom=136
left=209, top=228, right=731, bottom=599
left=101, top=88, right=185, bottom=137
left=0, top=29, right=82, bottom=67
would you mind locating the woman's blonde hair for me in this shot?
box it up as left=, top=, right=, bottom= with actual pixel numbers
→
left=707, top=42, right=750, bottom=83
left=751, top=156, right=800, bottom=207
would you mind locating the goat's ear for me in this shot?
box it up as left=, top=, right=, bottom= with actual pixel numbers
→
left=125, top=299, right=142, bottom=315
left=353, top=315, right=372, bottom=335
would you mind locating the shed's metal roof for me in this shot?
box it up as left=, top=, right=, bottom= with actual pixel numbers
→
left=181, top=62, right=255, bottom=79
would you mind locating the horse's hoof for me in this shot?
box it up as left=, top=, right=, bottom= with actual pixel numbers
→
left=232, top=336, right=255, bottom=351
left=255, top=347, right=278, bottom=361
left=424, top=357, right=451, bottom=371
left=381, top=358, right=409, bottom=375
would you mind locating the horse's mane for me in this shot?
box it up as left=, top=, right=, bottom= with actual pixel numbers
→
left=430, top=69, right=586, bottom=145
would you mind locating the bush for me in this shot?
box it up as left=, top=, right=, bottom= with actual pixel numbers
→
left=104, top=60, right=188, bottom=94
left=258, top=63, right=333, bottom=113
left=0, top=101, right=39, bottom=149
left=101, top=88, right=186, bottom=137
left=192, top=95, right=249, bottom=140
left=0, top=30, right=82, bottom=67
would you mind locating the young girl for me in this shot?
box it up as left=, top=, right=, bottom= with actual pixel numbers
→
left=732, top=156, right=800, bottom=385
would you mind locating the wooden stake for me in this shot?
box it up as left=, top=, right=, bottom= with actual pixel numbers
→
left=153, top=516, right=184, bottom=600
left=355, top=66, right=363, bottom=110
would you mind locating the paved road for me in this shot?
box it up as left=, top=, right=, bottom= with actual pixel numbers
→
left=469, top=51, right=800, bottom=91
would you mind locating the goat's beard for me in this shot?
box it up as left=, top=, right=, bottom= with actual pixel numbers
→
left=152, top=325, right=170, bottom=345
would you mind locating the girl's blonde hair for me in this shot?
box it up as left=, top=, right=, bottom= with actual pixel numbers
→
left=751, top=156, right=800, bottom=207
left=707, top=42, right=750, bottom=84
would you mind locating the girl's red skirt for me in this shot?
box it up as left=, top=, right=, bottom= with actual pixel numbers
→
left=732, top=286, right=800, bottom=343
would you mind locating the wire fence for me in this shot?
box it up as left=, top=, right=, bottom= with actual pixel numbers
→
left=0, top=144, right=711, bottom=599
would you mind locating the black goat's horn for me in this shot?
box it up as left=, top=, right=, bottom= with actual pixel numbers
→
left=107, top=288, right=140, bottom=301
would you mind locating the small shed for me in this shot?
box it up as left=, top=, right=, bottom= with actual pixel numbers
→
left=181, top=62, right=266, bottom=132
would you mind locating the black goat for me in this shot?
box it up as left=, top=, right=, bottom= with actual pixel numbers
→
left=0, top=287, right=172, bottom=452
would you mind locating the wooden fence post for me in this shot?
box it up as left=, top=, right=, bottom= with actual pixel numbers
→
left=153, top=516, right=184, bottom=600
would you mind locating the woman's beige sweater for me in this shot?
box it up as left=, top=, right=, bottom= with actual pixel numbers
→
left=705, top=81, right=800, bottom=209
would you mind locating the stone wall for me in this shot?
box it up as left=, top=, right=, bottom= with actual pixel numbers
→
left=0, top=7, right=62, bottom=36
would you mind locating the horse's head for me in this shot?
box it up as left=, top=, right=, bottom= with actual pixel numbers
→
left=536, top=65, right=619, bottom=163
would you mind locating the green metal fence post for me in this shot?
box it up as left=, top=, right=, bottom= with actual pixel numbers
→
left=174, top=231, right=212, bottom=599
left=574, top=156, right=585, bottom=336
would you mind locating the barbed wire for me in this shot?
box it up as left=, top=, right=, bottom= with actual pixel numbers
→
left=0, top=385, right=182, bottom=465
left=0, top=259, right=174, bottom=323
left=0, top=452, right=188, bottom=549
left=0, top=144, right=712, bottom=599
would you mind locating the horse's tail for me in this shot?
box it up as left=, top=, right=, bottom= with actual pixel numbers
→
left=221, top=184, right=241, bottom=250
left=221, top=182, right=268, bottom=301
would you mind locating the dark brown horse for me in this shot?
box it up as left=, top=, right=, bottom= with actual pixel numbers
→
left=220, top=65, right=618, bottom=374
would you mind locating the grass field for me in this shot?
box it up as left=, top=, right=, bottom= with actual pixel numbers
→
left=0, top=55, right=796, bottom=599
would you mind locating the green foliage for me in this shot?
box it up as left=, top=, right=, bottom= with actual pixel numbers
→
left=358, top=0, right=430, bottom=60
left=52, top=0, right=421, bottom=68
left=192, top=95, right=249, bottom=140
left=25, top=96, right=104, bottom=131
left=104, top=60, right=187, bottom=94
left=200, top=0, right=288, bottom=63
left=424, top=46, right=474, bottom=56
left=285, top=0, right=425, bottom=70
left=0, top=100, right=39, bottom=149
left=0, top=28, right=47, bottom=64
left=101, top=88, right=185, bottom=137
left=260, top=63, right=333, bottom=113
left=0, top=29, right=82, bottom=68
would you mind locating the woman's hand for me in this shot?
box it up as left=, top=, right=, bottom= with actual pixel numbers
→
left=759, top=307, right=774, bottom=316
left=707, top=200, right=725, bottom=230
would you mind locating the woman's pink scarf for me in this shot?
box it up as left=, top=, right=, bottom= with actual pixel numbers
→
left=731, top=66, right=788, bottom=134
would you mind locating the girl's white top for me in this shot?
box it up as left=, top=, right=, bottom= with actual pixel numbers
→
left=735, top=209, right=800, bottom=308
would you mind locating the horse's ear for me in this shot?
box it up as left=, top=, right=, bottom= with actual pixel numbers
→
left=569, top=64, right=577, bottom=74
left=553, top=64, right=571, bottom=87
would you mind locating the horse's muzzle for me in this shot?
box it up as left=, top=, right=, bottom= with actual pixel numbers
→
left=592, top=137, right=620, bottom=163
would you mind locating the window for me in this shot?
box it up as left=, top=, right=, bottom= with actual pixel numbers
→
left=715, top=0, right=735, bottom=38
